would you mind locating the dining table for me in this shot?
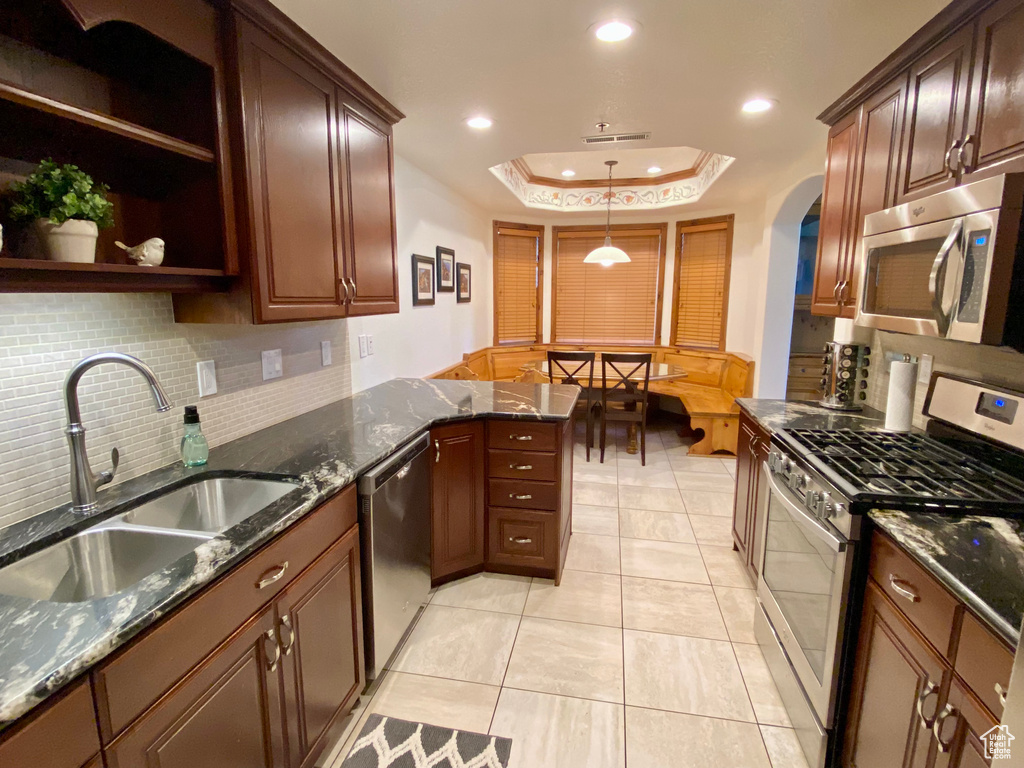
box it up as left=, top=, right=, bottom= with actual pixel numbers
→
left=523, top=356, right=689, bottom=455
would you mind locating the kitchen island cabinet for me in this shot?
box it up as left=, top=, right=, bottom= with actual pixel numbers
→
left=430, top=421, right=487, bottom=583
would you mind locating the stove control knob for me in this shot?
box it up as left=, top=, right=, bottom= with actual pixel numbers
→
left=816, top=492, right=832, bottom=517
left=768, top=452, right=779, bottom=472
left=790, top=473, right=810, bottom=492
left=806, top=490, right=821, bottom=510
left=833, top=502, right=847, bottom=519
left=782, top=457, right=793, bottom=475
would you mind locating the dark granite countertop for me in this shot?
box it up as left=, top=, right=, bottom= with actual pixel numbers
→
left=869, top=509, right=1024, bottom=647
left=737, top=398, right=887, bottom=434
left=0, top=378, right=579, bottom=728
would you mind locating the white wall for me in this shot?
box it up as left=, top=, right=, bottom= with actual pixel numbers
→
left=346, top=156, right=493, bottom=391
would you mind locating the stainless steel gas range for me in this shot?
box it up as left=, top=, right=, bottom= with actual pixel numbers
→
left=754, top=373, right=1024, bottom=768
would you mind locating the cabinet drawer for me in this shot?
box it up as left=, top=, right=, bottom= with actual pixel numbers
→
left=487, top=449, right=558, bottom=482
left=487, top=420, right=559, bottom=452
left=0, top=679, right=100, bottom=768
left=94, top=484, right=357, bottom=741
left=869, top=532, right=960, bottom=658
left=488, top=478, right=558, bottom=511
left=487, top=507, right=557, bottom=569
left=956, top=611, right=1014, bottom=718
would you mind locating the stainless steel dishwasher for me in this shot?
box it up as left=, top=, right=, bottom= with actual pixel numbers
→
left=357, top=433, right=431, bottom=686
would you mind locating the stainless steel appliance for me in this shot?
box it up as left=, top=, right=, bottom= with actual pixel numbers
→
left=357, top=433, right=431, bottom=686
left=855, top=173, right=1024, bottom=350
left=757, top=373, right=1024, bottom=767
left=818, top=341, right=871, bottom=411
left=1000, top=617, right=1024, bottom=765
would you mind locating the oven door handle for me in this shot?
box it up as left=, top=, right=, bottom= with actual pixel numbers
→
left=928, top=218, right=963, bottom=337
left=762, top=463, right=847, bottom=554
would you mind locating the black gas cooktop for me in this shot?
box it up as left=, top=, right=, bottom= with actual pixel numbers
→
left=779, top=428, right=1024, bottom=510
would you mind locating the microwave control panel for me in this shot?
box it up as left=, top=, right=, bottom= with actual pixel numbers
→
left=959, top=228, right=991, bottom=323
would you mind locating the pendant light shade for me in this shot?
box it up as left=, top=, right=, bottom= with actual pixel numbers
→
left=584, top=160, right=631, bottom=267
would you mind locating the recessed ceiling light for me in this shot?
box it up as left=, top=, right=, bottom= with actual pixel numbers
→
left=466, top=116, right=493, bottom=129
left=647, top=166, right=662, bottom=174
left=561, top=169, right=576, bottom=177
left=742, top=98, right=774, bottom=114
left=595, top=20, right=633, bottom=42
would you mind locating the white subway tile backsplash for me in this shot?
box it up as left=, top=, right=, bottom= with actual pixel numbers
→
left=0, top=292, right=351, bottom=526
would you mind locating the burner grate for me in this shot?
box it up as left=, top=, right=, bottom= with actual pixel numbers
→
left=784, top=429, right=1024, bottom=504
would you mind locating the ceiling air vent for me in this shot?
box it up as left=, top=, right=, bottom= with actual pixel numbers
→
left=582, top=131, right=652, bottom=145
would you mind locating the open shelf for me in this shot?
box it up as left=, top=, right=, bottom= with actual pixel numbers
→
left=0, top=81, right=216, bottom=164
left=0, top=258, right=232, bottom=293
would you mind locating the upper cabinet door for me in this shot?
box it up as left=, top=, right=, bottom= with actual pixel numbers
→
left=338, top=97, right=400, bottom=316
left=962, top=0, right=1024, bottom=182
left=897, top=25, right=975, bottom=203
left=813, top=110, right=860, bottom=317
left=237, top=18, right=346, bottom=322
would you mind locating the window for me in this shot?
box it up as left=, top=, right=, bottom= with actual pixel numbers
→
left=551, top=224, right=667, bottom=345
left=492, top=221, right=543, bottom=345
left=671, top=215, right=733, bottom=350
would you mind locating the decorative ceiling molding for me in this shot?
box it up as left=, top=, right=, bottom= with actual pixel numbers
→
left=489, top=152, right=735, bottom=211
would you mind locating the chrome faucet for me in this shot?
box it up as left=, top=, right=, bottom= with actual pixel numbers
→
left=65, top=353, right=173, bottom=513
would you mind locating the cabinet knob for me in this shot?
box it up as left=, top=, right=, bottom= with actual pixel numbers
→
left=996, top=682, right=1008, bottom=708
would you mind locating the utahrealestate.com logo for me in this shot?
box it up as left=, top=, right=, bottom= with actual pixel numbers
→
left=982, top=724, right=1015, bottom=760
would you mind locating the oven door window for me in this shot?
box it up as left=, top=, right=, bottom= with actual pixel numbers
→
left=862, top=237, right=948, bottom=319
left=761, top=490, right=843, bottom=685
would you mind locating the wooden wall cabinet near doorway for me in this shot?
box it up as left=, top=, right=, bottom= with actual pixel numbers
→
left=430, top=421, right=486, bottom=583
left=813, top=0, right=1024, bottom=318
left=174, top=0, right=401, bottom=323
left=732, top=409, right=770, bottom=581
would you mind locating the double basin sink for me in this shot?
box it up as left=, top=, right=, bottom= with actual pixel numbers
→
left=0, top=477, right=299, bottom=604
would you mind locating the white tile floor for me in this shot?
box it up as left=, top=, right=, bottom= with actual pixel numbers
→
left=327, top=421, right=810, bottom=768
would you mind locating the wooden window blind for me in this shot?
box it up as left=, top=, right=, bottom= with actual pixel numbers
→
left=671, top=216, right=733, bottom=350
left=552, top=225, right=666, bottom=345
left=493, top=222, right=543, bottom=345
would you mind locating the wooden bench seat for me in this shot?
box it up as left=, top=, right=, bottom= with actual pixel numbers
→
left=429, top=344, right=753, bottom=456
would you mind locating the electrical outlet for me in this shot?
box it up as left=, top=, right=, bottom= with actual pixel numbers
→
left=321, top=340, right=332, bottom=367
left=358, top=335, right=368, bottom=358
left=196, top=360, right=217, bottom=397
left=366, top=334, right=375, bottom=356
left=918, top=353, right=934, bottom=385
left=261, top=349, right=283, bottom=381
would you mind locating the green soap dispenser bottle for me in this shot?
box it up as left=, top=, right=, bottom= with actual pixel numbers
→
left=181, top=405, right=210, bottom=467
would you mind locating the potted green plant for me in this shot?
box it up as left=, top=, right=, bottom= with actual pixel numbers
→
left=4, top=159, right=114, bottom=263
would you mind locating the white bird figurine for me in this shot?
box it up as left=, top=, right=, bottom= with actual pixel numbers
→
left=115, top=238, right=165, bottom=267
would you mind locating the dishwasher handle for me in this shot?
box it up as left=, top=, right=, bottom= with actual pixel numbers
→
left=357, top=433, right=431, bottom=494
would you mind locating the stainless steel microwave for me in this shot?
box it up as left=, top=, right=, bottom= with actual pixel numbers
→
left=855, top=174, right=1024, bottom=350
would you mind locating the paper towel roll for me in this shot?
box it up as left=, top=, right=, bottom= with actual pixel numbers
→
left=885, top=358, right=918, bottom=432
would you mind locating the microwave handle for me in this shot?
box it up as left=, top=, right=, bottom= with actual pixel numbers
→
left=928, top=218, right=963, bottom=337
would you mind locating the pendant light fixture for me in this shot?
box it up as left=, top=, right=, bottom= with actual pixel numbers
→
left=584, top=160, right=631, bottom=267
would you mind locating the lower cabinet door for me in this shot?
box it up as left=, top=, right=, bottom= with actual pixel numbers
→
left=430, top=421, right=486, bottom=582
left=277, top=527, right=364, bottom=768
left=107, top=606, right=285, bottom=768
left=933, top=679, right=999, bottom=768
left=843, top=580, right=948, bottom=768
left=747, top=437, right=770, bottom=580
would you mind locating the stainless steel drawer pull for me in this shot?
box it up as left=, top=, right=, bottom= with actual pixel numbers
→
left=510, top=434, right=533, bottom=441
left=278, top=615, right=295, bottom=656
left=510, top=536, right=533, bottom=545
left=510, top=493, right=533, bottom=500
left=509, top=463, right=533, bottom=471
left=264, top=629, right=280, bottom=672
left=435, top=439, right=440, bottom=463
left=916, top=679, right=939, bottom=729
left=932, top=704, right=958, bottom=753
left=888, top=575, right=920, bottom=603
left=996, top=682, right=1008, bottom=707
left=257, top=562, right=289, bottom=590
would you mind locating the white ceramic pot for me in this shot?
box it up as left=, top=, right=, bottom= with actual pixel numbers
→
left=33, top=219, right=99, bottom=263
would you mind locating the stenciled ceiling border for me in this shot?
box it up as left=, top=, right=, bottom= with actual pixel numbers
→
left=488, top=152, right=735, bottom=211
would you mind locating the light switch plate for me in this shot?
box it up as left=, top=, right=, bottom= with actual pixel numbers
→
left=366, top=334, right=375, bottom=356
left=358, top=335, right=368, bottom=358
left=321, top=340, right=332, bottom=367
left=262, top=349, right=283, bottom=381
left=197, top=360, right=217, bottom=397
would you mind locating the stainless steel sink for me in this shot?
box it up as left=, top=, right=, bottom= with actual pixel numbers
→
left=119, top=477, right=299, bottom=533
left=0, top=526, right=211, bottom=603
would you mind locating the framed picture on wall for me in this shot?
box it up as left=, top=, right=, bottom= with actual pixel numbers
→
left=436, top=246, right=455, bottom=292
left=412, top=254, right=435, bottom=306
left=456, top=262, right=471, bottom=303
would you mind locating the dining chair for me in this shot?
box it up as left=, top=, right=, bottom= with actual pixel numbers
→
left=599, top=352, right=653, bottom=466
left=547, top=351, right=598, bottom=461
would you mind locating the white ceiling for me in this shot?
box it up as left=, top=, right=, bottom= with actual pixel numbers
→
left=522, top=147, right=707, bottom=180
left=269, top=0, right=950, bottom=214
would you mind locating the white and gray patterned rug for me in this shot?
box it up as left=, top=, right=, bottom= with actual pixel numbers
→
left=341, top=714, right=513, bottom=768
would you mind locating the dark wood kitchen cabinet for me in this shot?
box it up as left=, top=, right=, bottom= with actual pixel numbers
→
left=732, top=408, right=769, bottom=580
left=933, top=679, right=999, bottom=768
left=430, top=421, right=486, bottom=583
left=173, top=0, right=402, bottom=324
left=0, top=679, right=101, bottom=768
